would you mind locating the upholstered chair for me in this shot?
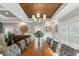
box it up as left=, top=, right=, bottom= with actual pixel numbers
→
left=3, top=44, right=21, bottom=56
left=25, top=37, right=32, bottom=46
left=47, top=37, right=53, bottom=46
left=52, top=40, right=60, bottom=52
left=18, top=40, right=27, bottom=53
left=27, top=37, right=31, bottom=44
left=25, top=38, right=28, bottom=46
left=59, top=44, right=79, bottom=56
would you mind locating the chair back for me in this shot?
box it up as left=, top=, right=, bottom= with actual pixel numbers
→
left=47, top=37, right=53, bottom=46
left=18, top=40, right=27, bottom=53
left=3, top=44, right=21, bottom=56
left=25, top=37, right=32, bottom=46
left=59, top=44, right=79, bottom=56
left=52, top=40, right=60, bottom=52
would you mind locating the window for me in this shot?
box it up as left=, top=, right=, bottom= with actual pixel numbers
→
left=69, top=21, right=79, bottom=46
left=58, top=24, right=68, bottom=43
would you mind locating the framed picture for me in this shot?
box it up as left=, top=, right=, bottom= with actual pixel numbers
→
left=46, top=26, right=51, bottom=32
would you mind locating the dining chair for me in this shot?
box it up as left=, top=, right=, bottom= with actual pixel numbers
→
left=52, top=40, right=60, bottom=52
left=58, top=44, right=79, bottom=56
left=47, top=37, right=53, bottom=46
left=3, top=44, right=21, bottom=56
left=18, top=40, right=27, bottom=53
left=25, top=37, right=32, bottom=46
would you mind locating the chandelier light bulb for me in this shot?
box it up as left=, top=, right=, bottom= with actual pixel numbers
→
left=32, top=13, right=46, bottom=23
left=32, top=15, right=35, bottom=19
left=36, top=13, right=40, bottom=18
left=43, top=14, right=46, bottom=19
left=6, top=12, right=9, bottom=14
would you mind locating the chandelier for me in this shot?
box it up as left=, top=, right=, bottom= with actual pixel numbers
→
left=32, top=13, right=46, bottom=23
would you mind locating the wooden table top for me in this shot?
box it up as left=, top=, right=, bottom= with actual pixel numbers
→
left=22, top=39, right=55, bottom=56
left=14, top=35, right=30, bottom=41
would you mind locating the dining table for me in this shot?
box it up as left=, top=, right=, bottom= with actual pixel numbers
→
left=22, top=39, right=55, bottom=56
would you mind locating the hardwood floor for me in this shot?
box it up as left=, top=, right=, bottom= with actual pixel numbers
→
left=22, top=39, right=55, bottom=56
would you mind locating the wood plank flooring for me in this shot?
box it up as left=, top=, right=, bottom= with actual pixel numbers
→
left=22, top=39, right=55, bottom=56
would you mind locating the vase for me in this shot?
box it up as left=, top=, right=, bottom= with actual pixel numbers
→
left=38, top=37, right=40, bottom=48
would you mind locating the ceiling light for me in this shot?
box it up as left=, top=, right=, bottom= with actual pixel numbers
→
left=36, top=13, right=40, bottom=18
left=32, top=15, right=35, bottom=19
left=43, top=14, right=46, bottom=19
left=20, top=16, right=22, bottom=18
left=32, top=13, right=46, bottom=23
left=6, top=12, right=9, bottom=14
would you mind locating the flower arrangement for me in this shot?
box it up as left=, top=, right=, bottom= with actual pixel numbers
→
left=34, top=31, right=44, bottom=39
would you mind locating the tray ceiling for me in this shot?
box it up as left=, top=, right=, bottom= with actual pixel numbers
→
left=19, top=3, right=62, bottom=18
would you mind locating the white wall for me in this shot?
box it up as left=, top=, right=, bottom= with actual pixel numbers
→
left=3, top=22, right=19, bottom=34
left=34, top=22, right=45, bottom=32
left=2, top=22, right=34, bottom=35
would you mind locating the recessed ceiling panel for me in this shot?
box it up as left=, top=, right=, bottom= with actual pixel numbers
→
left=0, top=11, right=16, bottom=17
left=19, top=3, right=62, bottom=18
